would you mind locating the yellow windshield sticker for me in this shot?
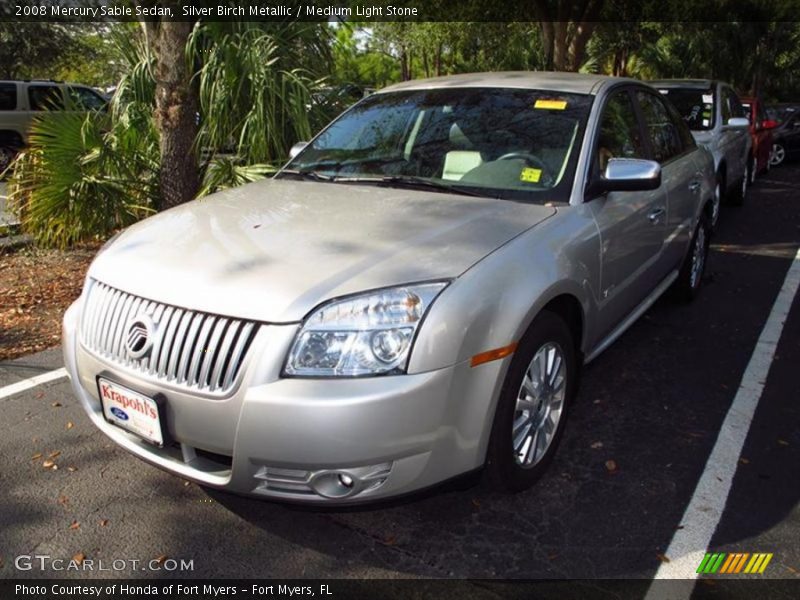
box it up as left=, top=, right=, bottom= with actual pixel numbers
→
left=534, top=99, right=567, bottom=110
left=520, top=168, right=542, bottom=183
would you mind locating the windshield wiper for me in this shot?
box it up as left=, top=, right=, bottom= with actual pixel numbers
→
left=277, top=169, right=336, bottom=182
left=331, top=175, right=489, bottom=198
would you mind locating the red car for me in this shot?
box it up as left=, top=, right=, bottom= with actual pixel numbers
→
left=740, top=96, right=778, bottom=181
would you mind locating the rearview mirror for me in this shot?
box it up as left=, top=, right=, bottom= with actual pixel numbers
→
left=591, top=158, right=662, bottom=195
left=289, top=141, right=308, bottom=159
left=725, top=117, right=750, bottom=129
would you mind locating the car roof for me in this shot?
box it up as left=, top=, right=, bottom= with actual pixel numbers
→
left=378, top=71, right=638, bottom=96
left=650, top=79, right=719, bottom=90
left=0, top=80, right=94, bottom=87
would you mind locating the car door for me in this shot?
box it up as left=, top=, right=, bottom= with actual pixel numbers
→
left=719, top=86, right=749, bottom=183
left=587, top=87, right=669, bottom=334
left=635, top=89, right=703, bottom=271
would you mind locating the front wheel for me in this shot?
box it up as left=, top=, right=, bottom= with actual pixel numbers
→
left=770, top=143, right=785, bottom=167
left=485, top=311, right=577, bottom=492
left=728, top=162, right=748, bottom=206
left=710, top=175, right=722, bottom=230
left=672, top=215, right=711, bottom=302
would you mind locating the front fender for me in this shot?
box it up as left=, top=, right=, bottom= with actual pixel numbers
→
left=408, top=205, right=601, bottom=375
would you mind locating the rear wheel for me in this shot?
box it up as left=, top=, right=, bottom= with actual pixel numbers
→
left=0, top=145, right=17, bottom=178
left=672, top=215, right=710, bottom=302
left=485, top=311, right=577, bottom=492
left=770, top=143, right=785, bottom=167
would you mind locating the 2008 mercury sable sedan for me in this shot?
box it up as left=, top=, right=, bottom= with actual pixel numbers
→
left=63, top=73, right=715, bottom=503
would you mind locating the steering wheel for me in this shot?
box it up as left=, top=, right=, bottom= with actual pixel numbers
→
left=496, top=152, right=553, bottom=185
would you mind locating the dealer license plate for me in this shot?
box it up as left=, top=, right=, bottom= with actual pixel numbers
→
left=98, top=378, right=164, bottom=446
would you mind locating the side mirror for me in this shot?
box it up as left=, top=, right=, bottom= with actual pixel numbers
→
left=725, top=117, right=750, bottom=129
left=289, top=141, right=308, bottom=159
left=761, top=119, right=778, bottom=130
left=593, top=158, right=662, bottom=194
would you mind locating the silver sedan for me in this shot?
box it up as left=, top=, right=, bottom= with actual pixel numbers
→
left=63, top=72, right=715, bottom=503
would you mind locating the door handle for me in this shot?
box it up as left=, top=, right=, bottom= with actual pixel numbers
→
left=648, top=207, right=666, bottom=223
left=689, top=181, right=701, bottom=193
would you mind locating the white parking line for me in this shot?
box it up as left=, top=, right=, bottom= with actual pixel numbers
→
left=645, top=246, right=800, bottom=595
left=0, top=367, right=68, bottom=400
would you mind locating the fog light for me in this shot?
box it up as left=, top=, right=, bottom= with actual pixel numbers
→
left=310, top=471, right=361, bottom=499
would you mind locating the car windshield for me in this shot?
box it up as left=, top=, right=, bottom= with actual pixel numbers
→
left=658, top=88, right=715, bottom=131
left=283, top=88, right=593, bottom=203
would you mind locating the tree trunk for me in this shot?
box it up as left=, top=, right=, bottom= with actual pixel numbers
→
left=152, top=21, right=199, bottom=211
left=552, top=22, right=568, bottom=70
left=400, top=46, right=411, bottom=81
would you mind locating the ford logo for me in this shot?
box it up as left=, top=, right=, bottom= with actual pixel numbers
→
left=110, top=407, right=129, bottom=421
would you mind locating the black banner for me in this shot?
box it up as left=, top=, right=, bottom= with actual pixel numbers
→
left=2, top=0, right=800, bottom=23
left=2, top=579, right=800, bottom=600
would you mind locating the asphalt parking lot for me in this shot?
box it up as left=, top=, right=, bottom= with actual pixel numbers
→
left=1, top=166, right=799, bottom=588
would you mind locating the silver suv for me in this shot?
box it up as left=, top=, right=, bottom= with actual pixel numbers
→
left=651, top=79, right=752, bottom=228
left=0, top=80, right=107, bottom=172
left=63, top=73, right=716, bottom=504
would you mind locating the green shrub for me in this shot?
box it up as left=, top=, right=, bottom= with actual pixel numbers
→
left=7, top=110, right=158, bottom=249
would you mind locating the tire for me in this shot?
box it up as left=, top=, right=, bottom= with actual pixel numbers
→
left=0, top=145, right=17, bottom=178
left=485, top=311, right=578, bottom=492
left=672, top=215, right=711, bottom=302
left=710, top=174, right=722, bottom=230
left=770, top=143, right=785, bottom=167
left=728, top=162, right=748, bottom=206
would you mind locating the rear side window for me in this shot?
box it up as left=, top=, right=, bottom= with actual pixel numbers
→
left=28, top=85, right=64, bottom=111
left=637, top=91, right=686, bottom=163
left=0, top=83, right=16, bottom=110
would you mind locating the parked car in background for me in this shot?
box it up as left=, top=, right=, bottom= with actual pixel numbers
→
left=0, top=79, right=107, bottom=173
left=766, top=103, right=799, bottom=125
left=740, top=96, right=778, bottom=180
left=769, top=109, right=800, bottom=167
left=64, top=72, right=716, bottom=504
left=651, top=79, right=751, bottom=229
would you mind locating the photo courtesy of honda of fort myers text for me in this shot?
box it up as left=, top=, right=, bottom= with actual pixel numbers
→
left=14, top=583, right=339, bottom=598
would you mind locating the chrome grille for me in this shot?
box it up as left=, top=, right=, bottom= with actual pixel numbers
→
left=81, top=280, right=258, bottom=394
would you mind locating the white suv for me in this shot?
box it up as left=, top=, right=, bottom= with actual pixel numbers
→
left=0, top=80, right=107, bottom=173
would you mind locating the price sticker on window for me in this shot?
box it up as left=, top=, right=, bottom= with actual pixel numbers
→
left=520, top=168, right=542, bottom=183
left=534, top=99, right=567, bottom=110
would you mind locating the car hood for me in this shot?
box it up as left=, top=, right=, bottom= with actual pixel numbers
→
left=89, top=179, right=556, bottom=322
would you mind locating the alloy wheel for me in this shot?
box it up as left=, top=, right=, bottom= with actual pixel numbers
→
left=770, top=143, right=785, bottom=166
left=513, top=342, right=566, bottom=468
left=690, top=222, right=707, bottom=290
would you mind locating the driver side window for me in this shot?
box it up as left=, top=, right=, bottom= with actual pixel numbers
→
left=595, top=90, right=646, bottom=174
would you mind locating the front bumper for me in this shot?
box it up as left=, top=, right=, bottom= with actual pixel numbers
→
left=62, top=298, right=505, bottom=503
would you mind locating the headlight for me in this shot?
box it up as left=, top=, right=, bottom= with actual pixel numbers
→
left=284, top=282, right=448, bottom=377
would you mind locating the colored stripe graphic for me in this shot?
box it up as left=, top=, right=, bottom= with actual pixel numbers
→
left=734, top=553, right=750, bottom=573
left=698, top=553, right=773, bottom=574
left=697, top=553, right=727, bottom=574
